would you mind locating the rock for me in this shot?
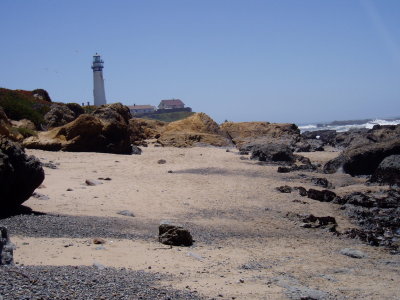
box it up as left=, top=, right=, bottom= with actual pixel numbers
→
left=44, top=104, right=76, bottom=129
left=339, top=248, right=366, bottom=259
left=93, top=238, right=106, bottom=245
left=0, top=137, right=45, bottom=209
left=302, top=129, right=337, bottom=145
left=277, top=166, right=291, bottom=173
left=0, top=227, right=14, bottom=265
left=158, top=159, right=166, bottom=164
left=221, top=121, right=300, bottom=148
left=310, top=177, right=333, bottom=188
left=157, top=113, right=230, bottom=147
left=42, top=161, right=58, bottom=169
left=131, top=145, right=142, bottom=155
left=129, top=118, right=166, bottom=146
left=250, top=144, right=295, bottom=163
left=307, top=189, right=337, bottom=202
left=24, top=103, right=133, bottom=154
left=158, top=221, right=193, bottom=246
left=93, top=262, right=106, bottom=270
left=85, top=179, right=102, bottom=186
left=324, top=131, right=400, bottom=175
left=11, top=119, right=36, bottom=131
left=31, top=192, right=50, bottom=200
left=370, top=155, right=400, bottom=186
left=117, top=210, right=135, bottom=217
left=294, top=186, right=308, bottom=197
left=276, top=185, right=293, bottom=193
left=294, top=139, right=325, bottom=152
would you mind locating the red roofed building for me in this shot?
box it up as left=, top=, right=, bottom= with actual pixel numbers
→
left=158, top=99, right=185, bottom=109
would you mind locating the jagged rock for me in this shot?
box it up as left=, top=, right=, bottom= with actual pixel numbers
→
left=324, top=139, right=400, bottom=175
left=0, top=227, right=14, bottom=265
left=277, top=166, right=291, bottom=173
left=157, top=113, right=230, bottom=147
left=250, top=144, right=295, bottom=163
left=307, top=189, right=337, bottom=202
left=24, top=103, right=133, bottom=154
left=370, top=155, right=400, bottom=186
left=0, top=106, right=11, bottom=137
left=158, top=221, right=193, bottom=246
left=0, top=137, right=45, bottom=209
left=44, top=104, right=76, bottom=129
left=221, top=121, right=300, bottom=148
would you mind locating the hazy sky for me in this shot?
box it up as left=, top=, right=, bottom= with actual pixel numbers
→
left=1, top=0, right=399, bottom=124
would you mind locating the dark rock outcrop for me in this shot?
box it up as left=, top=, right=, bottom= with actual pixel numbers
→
left=0, top=137, right=44, bottom=209
left=370, top=155, right=400, bottom=186
left=0, top=227, right=14, bottom=265
left=250, top=144, right=295, bottom=163
left=324, top=139, right=400, bottom=175
left=24, top=103, right=133, bottom=154
left=158, top=222, right=193, bottom=246
left=341, top=189, right=400, bottom=253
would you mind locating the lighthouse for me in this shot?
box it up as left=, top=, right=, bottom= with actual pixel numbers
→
left=91, top=53, right=107, bottom=106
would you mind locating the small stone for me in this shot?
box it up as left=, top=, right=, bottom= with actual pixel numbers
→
left=340, top=248, right=366, bottom=259
left=239, top=279, right=244, bottom=283
left=66, top=188, right=73, bottom=191
left=85, top=179, right=102, bottom=186
left=93, top=238, right=106, bottom=245
left=93, top=262, right=106, bottom=270
left=167, top=170, right=173, bottom=173
left=117, top=210, right=135, bottom=217
left=158, top=159, right=167, bottom=164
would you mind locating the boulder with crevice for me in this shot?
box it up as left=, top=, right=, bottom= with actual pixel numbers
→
left=370, top=155, right=400, bottom=186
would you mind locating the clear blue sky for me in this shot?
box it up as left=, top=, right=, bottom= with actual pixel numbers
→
left=1, top=0, right=399, bottom=124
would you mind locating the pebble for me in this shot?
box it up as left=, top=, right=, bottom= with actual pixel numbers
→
left=339, top=248, right=366, bottom=259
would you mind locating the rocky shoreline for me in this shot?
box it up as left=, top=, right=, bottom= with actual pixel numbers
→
left=1, top=102, right=400, bottom=299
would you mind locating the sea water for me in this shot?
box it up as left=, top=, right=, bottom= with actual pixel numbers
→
left=298, top=118, right=400, bottom=133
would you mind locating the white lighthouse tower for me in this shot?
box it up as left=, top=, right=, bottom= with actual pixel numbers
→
left=92, top=53, right=107, bottom=106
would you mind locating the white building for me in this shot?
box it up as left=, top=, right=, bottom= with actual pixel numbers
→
left=92, top=53, right=107, bottom=106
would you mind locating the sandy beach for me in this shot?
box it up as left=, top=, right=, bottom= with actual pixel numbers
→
left=3, top=146, right=400, bottom=299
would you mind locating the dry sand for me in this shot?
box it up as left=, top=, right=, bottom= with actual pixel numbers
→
left=10, top=147, right=400, bottom=299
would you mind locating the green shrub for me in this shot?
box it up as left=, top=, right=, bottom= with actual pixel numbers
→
left=0, top=88, right=51, bottom=127
left=10, top=126, right=38, bottom=138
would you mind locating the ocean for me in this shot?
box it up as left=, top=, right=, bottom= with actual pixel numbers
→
left=298, top=118, right=400, bottom=133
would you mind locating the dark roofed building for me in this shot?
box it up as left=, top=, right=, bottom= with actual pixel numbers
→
left=158, top=99, right=185, bottom=109
left=128, top=104, right=156, bottom=115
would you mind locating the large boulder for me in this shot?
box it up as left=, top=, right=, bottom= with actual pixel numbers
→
left=221, top=121, right=300, bottom=148
left=370, top=155, right=400, bottom=186
left=324, top=139, right=400, bottom=175
left=0, top=137, right=45, bottom=209
left=44, top=104, right=76, bottom=129
left=157, top=113, right=230, bottom=147
left=24, top=103, right=133, bottom=154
